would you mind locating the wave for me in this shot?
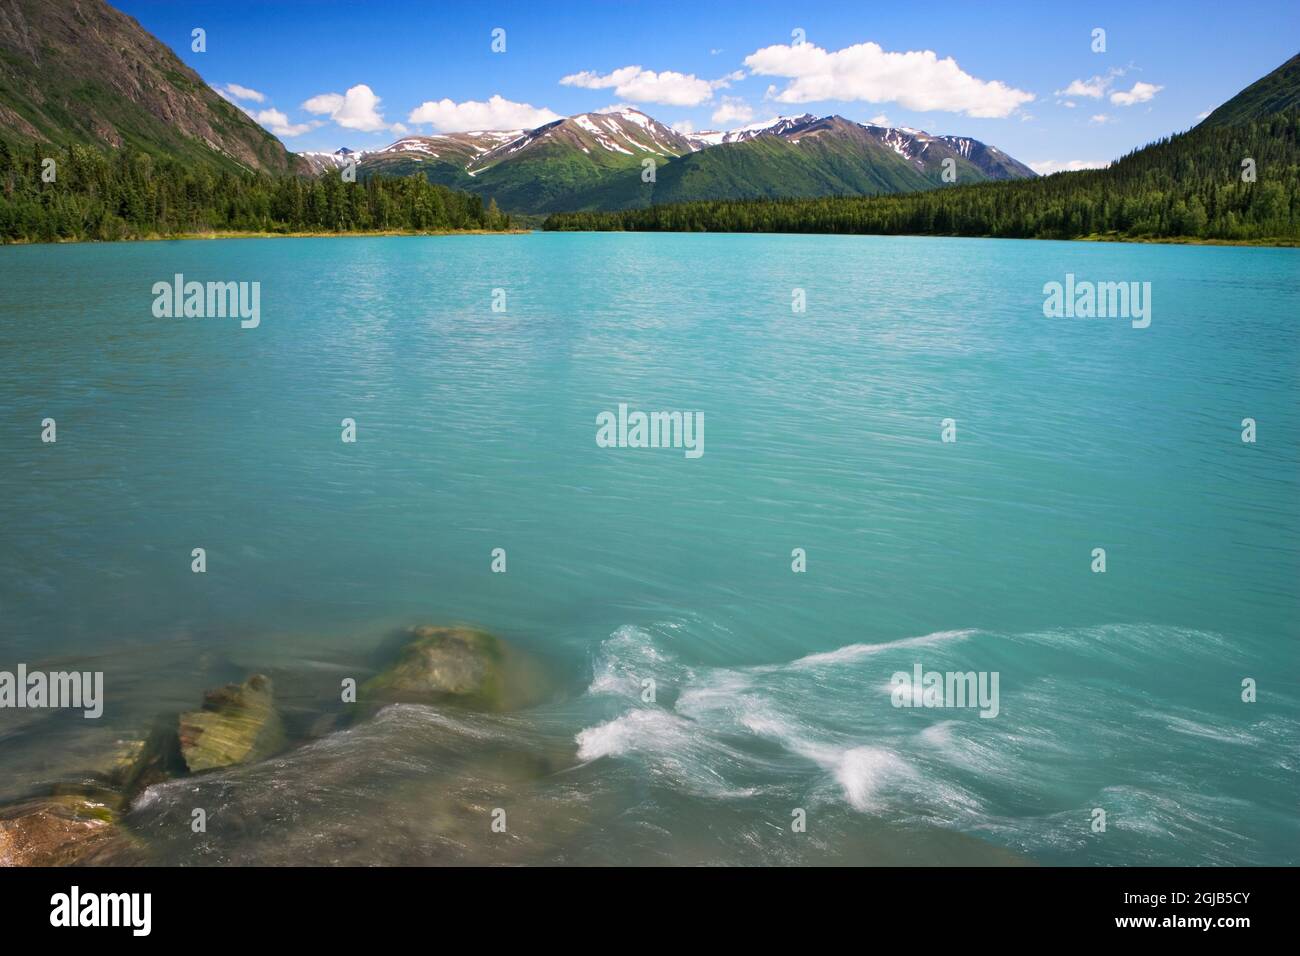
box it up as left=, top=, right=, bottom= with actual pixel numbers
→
left=574, top=620, right=1300, bottom=864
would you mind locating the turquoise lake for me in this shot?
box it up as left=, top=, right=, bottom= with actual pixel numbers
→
left=1, top=232, right=1297, bottom=865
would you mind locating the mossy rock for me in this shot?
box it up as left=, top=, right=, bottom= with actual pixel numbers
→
left=362, top=626, right=530, bottom=711
left=0, top=794, right=136, bottom=866
left=101, top=719, right=187, bottom=798
left=178, top=674, right=285, bottom=772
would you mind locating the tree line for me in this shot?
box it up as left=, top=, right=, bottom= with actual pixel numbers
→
left=543, top=114, right=1300, bottom=243
left=0, top=141, right=512, bottom=242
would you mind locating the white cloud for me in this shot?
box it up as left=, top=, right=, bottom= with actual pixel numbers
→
left=1110, top=81, right=1163, bottom=106
left=407, top=94, right=560, bottom=132
left=220, top=83, right=266, bottom=104
left=670, top=119, right=696, bottom=134
left=1056, top=77, right=1108, bottom=99
left=1054, top=68, right=1128, bottom=101
left=712, top=96, right=754, bottom=125
left=249, top=108, right=319, bottom=138
left=1089, top=113, right=1111, bottom=125
left=866, top=113, right=890, bottom=126
left=742, top=40, right=1034, bottom=118
left=218, top=84, right=322, bottom=137
left=1029, top=159, right=1110, bottom=176
left=560, top=65, right=737, bottom=107
left=1195, top=109, right=1211, bottom=121
left=302, top=84, right=400, bottom=133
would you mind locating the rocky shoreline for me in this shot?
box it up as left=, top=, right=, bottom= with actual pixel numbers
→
left=0, top=624, right=544, bottom=866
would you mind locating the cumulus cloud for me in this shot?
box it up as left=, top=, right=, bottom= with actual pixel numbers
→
left=1110, top=81, right=1163, bottom=106
left=218, top=84, right=322, bottom=137
left=1089, top=113, right=1111, bottom=125
left=711, top=96, right=754, bottom=125
left=742, top=40, right=1034, bottom=118
left=302, top=84, right=401, bottom=133
left=1029, top=159, right=1110, bottom=176
left=1055, top=75, right=1111, bottom=99
left=560, top=65, right=739, bottom=107
left=249, top=108, right=319, bottom=138
left=866, top=113, right=890, bottom=126
left=671, top=119, right=696, bottom=134
left=1053, top=67, right=1133, bottom=102
left=1054, top=68, right=1161, bottom=108
left=407, top=94, right=560, bottom=132
left=220, top=83, right=265, bottom=104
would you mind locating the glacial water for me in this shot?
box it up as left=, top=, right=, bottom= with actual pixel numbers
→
left=1, top=232, right=1297, bottom=865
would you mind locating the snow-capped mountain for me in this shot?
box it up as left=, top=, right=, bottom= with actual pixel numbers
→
left=299, top=106, right=1034, bottom=213
left=683, top=114, right=821, bottom=147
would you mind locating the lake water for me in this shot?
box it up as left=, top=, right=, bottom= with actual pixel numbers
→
left=1, top=232, right=1297, bottom=865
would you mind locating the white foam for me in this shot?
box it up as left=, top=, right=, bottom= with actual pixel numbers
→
left=788, top=629, right=976, bottom=669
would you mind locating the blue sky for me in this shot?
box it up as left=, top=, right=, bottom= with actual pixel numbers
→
left=115, top=0, right=1298, bottom=173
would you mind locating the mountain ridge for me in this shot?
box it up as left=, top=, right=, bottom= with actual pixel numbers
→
left=323, top=106, right=1035, bottom=214
left=1200, top=52, right=1300, bottom=127
left=0, top=0, right=299, bottom=173
left=543, top=54, right=1300, bottom=245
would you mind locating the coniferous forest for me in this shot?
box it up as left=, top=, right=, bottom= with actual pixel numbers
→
left=542, top=114, right=1300, bottom=243
left=0, top=141, right=511, bottom=242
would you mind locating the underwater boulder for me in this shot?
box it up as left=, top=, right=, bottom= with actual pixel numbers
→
left=103, top=719, right=187, bottom=797
left=178, top=674, right=285, bottom=772
left=362, top=626, right=517, bottom=711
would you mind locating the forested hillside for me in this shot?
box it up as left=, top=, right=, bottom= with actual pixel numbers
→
left=543, top=112, right=1300, bottom=243
left=0, top=141, right=509, bottom=241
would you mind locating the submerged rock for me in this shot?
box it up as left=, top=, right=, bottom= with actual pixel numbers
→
left=178, top=674, right=285, bottom=772
left=363, top=626, right=533, bottom=711
left=0, top=794, right=137, bottom=866
left=103, top=720, right=187, bottom=798
left=124, top=703, right=594, bottom=865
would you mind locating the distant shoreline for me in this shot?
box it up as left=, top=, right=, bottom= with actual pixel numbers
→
left=540, top=229, right=1299, bottom=249
left=3, top=229, right=1296, bottom=248
left=0, top=228, right=531, bottom=247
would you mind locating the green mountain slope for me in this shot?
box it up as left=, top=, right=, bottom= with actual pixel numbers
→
left=0, top=0, right=298, bottom=172
left=473, top=132, right=648, bottom=212
left=466, top=111, right=695, bottom=213
left=645, top=120, right=996, bottom=205
left=1200, top=53, right=1300, bottom=128
left=353, top=110, right=1033, bottom=215
left=544, top=57, right=1300, bottom=244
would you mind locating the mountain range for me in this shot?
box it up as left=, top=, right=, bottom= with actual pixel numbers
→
left=302, top=107, right=1035, bottom=214
left=4, top=0, right=1291, bottom=243
left=544, top=53, right=1300, bottom=244
left=0, top=0, right=1034, bottom=216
